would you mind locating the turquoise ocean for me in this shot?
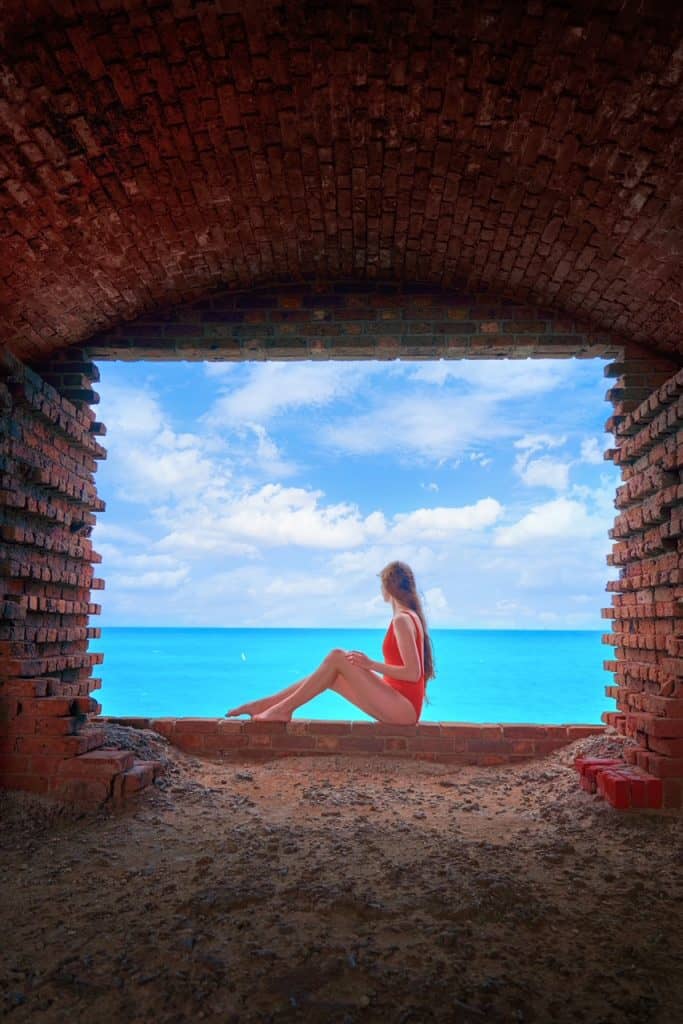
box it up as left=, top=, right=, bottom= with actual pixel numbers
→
left=94, top=628, right=613, bottom=724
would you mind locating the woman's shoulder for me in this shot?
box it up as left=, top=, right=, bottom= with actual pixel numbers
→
left=393, top=609, right=421, bottom=631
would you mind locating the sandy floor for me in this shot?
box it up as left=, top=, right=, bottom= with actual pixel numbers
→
left=1, top=726, right=682, bottom=1024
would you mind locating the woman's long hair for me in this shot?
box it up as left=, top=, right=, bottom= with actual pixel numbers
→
left=379, top=562, right=436, bottom=697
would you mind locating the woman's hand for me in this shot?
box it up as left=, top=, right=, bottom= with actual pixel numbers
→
left=347, top=650, right=373, bottom=671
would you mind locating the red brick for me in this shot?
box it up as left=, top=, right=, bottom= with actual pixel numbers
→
left=629, top=776, right=663, bottom=810
left=301, top=721, right=354, bottom=736
left=565, top=725, right=605, bottom=740
left=15, top=732, right=103, bottom=757
left=646, top=737, right=683, bottom=757
left=640, top=754, right=683, bottom=779
left=467, top=739, right=512, bottom=754
left=214, top=732, right=246, bottom=750
left=501, top=725, right=548, bottom=739
left=246, top=733, right=273, bottom=748
left=338, top=737, right=385, bottom=753
left=440, top=724, right=504, bottom=741
left=119, top=763, right=155, bottom=794
left=174, top=718, right=222, bottom=735
left=0, top=774, right=51, bottom=795
left=315, top=735, right=341, bottom=752
left=241, top=720, right=287, bottom=735
left=475, top=754, right=509, bottom=766
left=50, top=778, right=111, bottom=806
left=405, top=736, right=455, bottom=753
left=597, top=770, right=631, bottom=809
left=574, top=756, right=622, bottom=774
left=510, top=740, right=536, bottom=756
left=270, top=734, right=316, bottom=750
left=432, top=753, right=473, bottom=765
left=148, top=719, right=177, bottom=738
left=34, top=716, right=77, bottom=736
left=172, top=734, right=208, bottom=752
left=58, top=749, right=135, bottom=776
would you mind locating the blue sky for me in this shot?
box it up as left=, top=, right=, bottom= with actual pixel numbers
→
left=92, top=357, right=619, bottom=629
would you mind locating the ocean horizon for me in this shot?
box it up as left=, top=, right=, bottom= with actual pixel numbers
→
left=93, top=627, right=614, bottom=724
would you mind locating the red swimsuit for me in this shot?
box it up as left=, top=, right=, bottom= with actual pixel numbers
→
left=382, top=609, right=426, bottom=722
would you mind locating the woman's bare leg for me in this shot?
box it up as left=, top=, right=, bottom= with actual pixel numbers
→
left=226, top=677, right=309, bottom=718
left=253, top=649, right=417, bottom=725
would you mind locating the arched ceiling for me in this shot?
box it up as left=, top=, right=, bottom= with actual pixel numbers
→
left=0, top=0, right=681, bottom=363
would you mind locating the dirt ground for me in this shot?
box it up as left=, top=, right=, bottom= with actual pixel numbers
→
left=1, top=727, right=682, bottom=1024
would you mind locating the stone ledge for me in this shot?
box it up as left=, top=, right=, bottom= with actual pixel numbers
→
left=98, top=717, right=604, bottom=766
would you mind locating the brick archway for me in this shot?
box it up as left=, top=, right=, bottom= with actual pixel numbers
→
left=1, top=2, right=681, bottom=365
left=1, top=1, right=682, bottom=809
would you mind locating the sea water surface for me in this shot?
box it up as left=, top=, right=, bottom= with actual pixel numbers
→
left=94, top=628, right=613, bottom=724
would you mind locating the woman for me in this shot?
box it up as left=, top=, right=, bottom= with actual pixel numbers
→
left=226, top=561, right=435, bottom=725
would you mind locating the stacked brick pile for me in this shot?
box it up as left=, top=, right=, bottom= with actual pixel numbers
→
left=0, top=349, right=160, bottom=807
left=602, top=356, right=683, bottom=809
left=101, top=716, right=603, bottom=766
left=574, top=757, right=663, bottom=810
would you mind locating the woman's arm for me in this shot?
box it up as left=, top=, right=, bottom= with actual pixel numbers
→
left=347, top=614, right=422, bottom=683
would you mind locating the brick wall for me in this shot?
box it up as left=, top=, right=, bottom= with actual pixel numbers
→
left=603, top=351, right=683, bottom=808
left=0, top=349, right=148, bottom=805
left=102, top=717, right=603, bottom=766
left=85, top=283, right=623, bottom=362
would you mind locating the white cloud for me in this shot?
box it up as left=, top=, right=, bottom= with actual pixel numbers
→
left=421, top=482, right=439, bottom=492
left=238, top=422, right=298, bottom=478
left=494, top=497, right=606, bottom=547
left=324, top=392, right=512, bottom=461
left=514, top=433, right=570, bottom=491
left=203, top=362, right=368, bottom=426
left=514, top=433, right=567, bottom=453
left=97, top=381, right=230, bottom=503
left=424, top=586, right=449, bottom=613
left=123, top=446, right=218, bottom=500
left=154, top=526, right=258, bottom=558
left=149, top=465, right=505, bottom=558
left=517, top=455, right=570, bottom=491
left=322, top=359, right=571, bottom=463
left=154, top=483, right=387, bottom=551
left=97, top=386, right=165, bottom=439
left=390, top=498, right=503, bottom=541
left=410, top=359, right=571, bottom=398
left=329, top=545, right=439, bottom=577
left=580, top=437, right=604, bottom=464
left=114, top=567, right=190, bottom=589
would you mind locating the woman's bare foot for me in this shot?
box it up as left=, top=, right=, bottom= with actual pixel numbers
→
left=252, top=706, right=292, bottom=722
left=225, top=702, right=259, bottom=718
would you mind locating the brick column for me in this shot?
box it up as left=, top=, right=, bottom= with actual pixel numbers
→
left=603, top=349, right=683, bottom=809
left=0, top=349, right=155, bottom=805
left=0, top=348, right=107, bottom=798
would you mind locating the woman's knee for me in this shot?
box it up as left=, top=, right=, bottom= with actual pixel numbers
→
left=325, top=648, right=346, bottom=663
